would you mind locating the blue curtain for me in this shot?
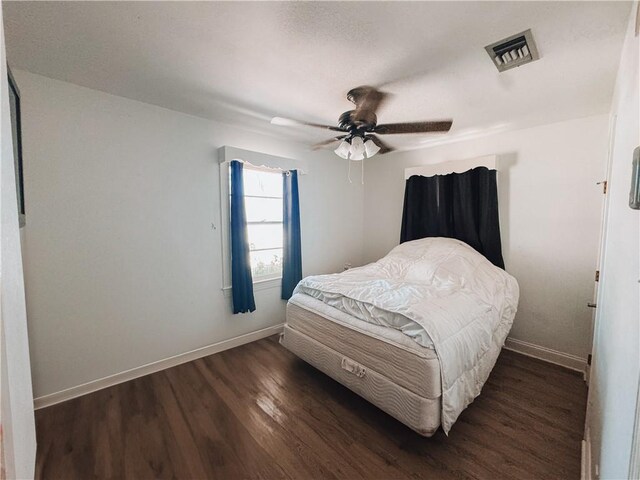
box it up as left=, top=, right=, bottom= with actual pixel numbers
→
left=282, top=170, right=302, bottom=300
left=230, top=161, right=256, bottom=313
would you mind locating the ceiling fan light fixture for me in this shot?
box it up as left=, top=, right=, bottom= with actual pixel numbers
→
left=350, top=136, right=365, bottom=160
left=364, top=138, right=381, bottom=158
left=334, top=139, right=351, bottom=159
left=350, top=151, right=365, bottom=161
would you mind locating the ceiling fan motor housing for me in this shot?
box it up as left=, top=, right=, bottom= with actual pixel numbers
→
left=338, top=110, right=377, bottom=130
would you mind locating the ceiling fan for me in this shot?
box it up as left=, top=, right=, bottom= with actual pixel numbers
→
left=271, top=86, right=453, bottom=160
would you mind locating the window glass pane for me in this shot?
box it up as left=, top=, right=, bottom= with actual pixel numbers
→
left=245, top=197, right=282, bottom=223
left=247, top=223, right=283, bottom=250
left=243, top=168, right=282, bottom=198
left=251, top=249, right=283, bottom=277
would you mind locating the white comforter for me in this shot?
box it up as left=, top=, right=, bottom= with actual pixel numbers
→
left=293, top=237, right=519, bottom=433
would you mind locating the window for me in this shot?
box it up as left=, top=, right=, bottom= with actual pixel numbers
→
left=219, top=147, right=301, bottom=295
left=236, top=166, right=283, bottom=280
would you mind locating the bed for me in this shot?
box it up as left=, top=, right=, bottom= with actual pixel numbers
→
left=280, top=237, right=519, bottom=436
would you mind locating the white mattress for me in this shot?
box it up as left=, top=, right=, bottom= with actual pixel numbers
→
left=291, top=287, right=434, bottom=348
left=287, top=294, right=441, bottom=400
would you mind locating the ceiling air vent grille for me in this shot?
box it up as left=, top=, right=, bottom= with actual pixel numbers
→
left=485, top=29, right=539, bottom=72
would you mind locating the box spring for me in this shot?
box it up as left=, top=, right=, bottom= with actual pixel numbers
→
left=280, top=324, right=441, bottom=437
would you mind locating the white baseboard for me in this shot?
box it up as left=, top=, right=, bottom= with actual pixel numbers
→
left=582, top=426, right=593, bottom=480
left=35, top=329, right=586, bottom=410
left=34, top=323, right=284, bottom=410
left=581, top=439, right=591, bottom=480
left=504, top=337, right=587, bottom=373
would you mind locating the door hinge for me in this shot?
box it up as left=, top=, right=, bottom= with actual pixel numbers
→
left=587, top=354, right=592, bottom=366
left=597, top=180, right=608, bottom=194
left=595, top=270, right=600, bottom=282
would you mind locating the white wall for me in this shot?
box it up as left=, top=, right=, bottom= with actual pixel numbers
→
left=14, top=70, right=364, bottom=399
left=585, top=4, right=639, bottom=478
left=363, top=114, right=609, bottom=360
left=0, top=7, right=36, bottom=479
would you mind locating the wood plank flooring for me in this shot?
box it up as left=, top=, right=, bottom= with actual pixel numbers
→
left=35, top=335, right=587, bottom=479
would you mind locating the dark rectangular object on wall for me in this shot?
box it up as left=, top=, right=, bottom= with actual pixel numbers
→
left=8, top=66, right=25, bottom=227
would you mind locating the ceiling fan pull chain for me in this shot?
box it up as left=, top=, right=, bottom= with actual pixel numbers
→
left=361, top=158, right=364, bottom=185
left=348, top=159, right=353, bottom=184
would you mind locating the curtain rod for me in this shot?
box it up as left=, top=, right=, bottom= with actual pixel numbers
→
left=404, top=155, right=497, bottom=179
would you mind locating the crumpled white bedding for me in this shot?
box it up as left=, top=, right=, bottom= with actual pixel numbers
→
left=293, top=237, right=519, bottom=433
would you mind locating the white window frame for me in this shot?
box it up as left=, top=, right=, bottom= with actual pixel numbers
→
left=241, top=164, right=284, bottom=282
left=219, top=147, right=305, bottom=297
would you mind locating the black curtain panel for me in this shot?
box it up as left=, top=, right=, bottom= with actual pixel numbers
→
left=400, top=167, right=505, bottom=269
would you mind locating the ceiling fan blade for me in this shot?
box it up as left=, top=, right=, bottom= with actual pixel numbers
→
left=311, top=136, right=347, bottom=150
left=348, top=86, right=389, bottom=123
left=271, top=116, right=345, bottom=132
left=374, top=120, right=453, bottom=135
left=368, top=134, right=394, bottom=154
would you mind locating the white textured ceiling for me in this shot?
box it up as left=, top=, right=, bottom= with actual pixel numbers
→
left=3, top=1, right=632, bottom=150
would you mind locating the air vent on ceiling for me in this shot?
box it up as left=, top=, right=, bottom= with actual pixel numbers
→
left=485, top=29, right=539, bottom=72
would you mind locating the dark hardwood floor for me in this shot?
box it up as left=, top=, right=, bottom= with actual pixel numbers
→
left=35, top=335, right=587, bottom=480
